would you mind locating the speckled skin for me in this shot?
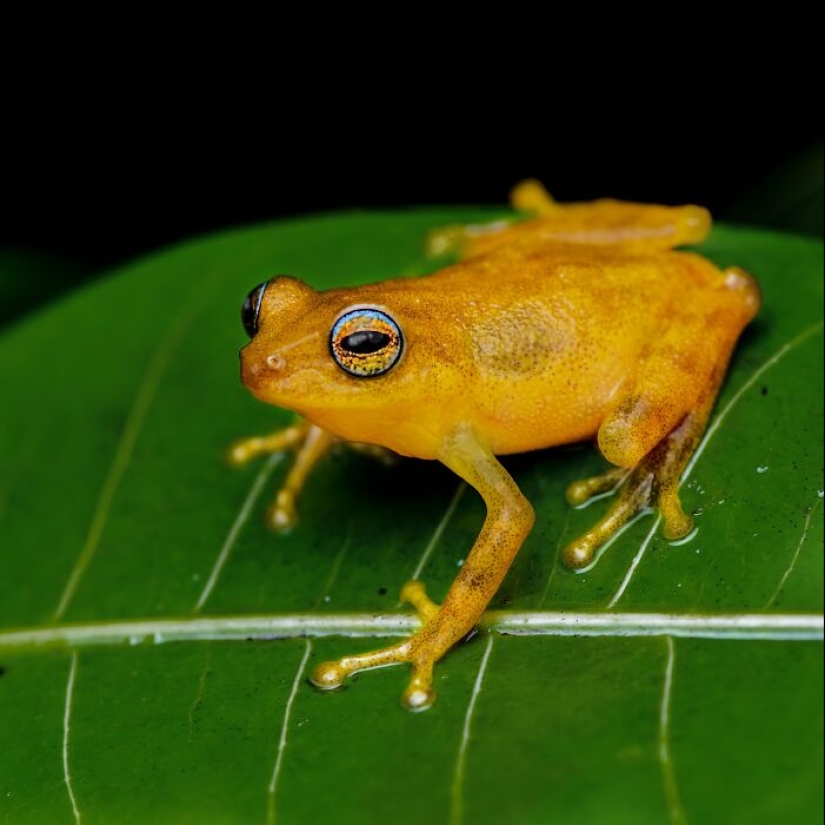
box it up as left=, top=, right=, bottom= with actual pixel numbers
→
left=232, top=183, right=761, bottom=710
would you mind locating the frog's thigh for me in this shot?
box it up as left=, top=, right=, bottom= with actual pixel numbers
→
left=598, top=314, right=721, bottom=469
left=565, top=280, right=760, bottom=569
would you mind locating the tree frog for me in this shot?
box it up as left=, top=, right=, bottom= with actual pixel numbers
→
left=231, top=181, right=761, bottom=711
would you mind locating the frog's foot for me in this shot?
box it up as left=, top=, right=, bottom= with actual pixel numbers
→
left=566, top=467, right=631, bottom=507
left=228, top=421, right=337, bottom=531
left=228, top=421, right=310, bottom=468
left=562, top=416, right=700, bottom=570
left=311, top=638, right=438, bottom=711
left=509, top=179, right=560, bottom=215
left=311, top=580, right=443, bottom=710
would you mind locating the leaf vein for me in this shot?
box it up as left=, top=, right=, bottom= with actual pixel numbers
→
left=450, top=635, right=494, bottom=825
left=194, top=453, right=282, bottom=613
left=63, top=652, right=81, bottom=825
left=1, top=611, right=822, bottom=651
left=411, top=483, right=467, bottom=582
left=267, top=640, right=312, bottom=825
left=766, top=498, right=823, bottom=608
left=53, top=302, right=200, bottom=621
left=659, top=637, right=688, bottom=825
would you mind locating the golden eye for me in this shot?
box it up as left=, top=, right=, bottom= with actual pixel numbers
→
left=330, top=308, right=403, bottom=377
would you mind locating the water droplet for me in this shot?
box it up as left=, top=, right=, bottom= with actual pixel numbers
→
left=457, top=559, right=465, bottom=567
left=757, top=466, right=769, bottom=474
left=818, top=490, right=824, bottom=499
left=324, top=595, right=331, bottom=603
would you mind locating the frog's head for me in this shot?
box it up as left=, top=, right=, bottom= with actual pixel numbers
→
left=238, top=276, right=456, bottom=450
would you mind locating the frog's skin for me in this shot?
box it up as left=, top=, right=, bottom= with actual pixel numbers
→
left=231, top=181, right=761, bottom=711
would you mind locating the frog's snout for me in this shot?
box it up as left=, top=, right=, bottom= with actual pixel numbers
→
left=239, top=350, right=260, bottom=387
left=240, top=347, right=286, bottom=389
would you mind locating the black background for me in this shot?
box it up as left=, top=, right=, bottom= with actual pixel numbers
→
left=3, top=128, right=820, bottom=271
left=1, top=41, right=821, bottom=275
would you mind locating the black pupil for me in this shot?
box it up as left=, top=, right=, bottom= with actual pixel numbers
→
left=341, top=330, right=391, bottom=354
left=242, top=284, right=266, bottom=338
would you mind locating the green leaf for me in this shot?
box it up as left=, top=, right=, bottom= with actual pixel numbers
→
left=0, top=211, right=822, bottom=825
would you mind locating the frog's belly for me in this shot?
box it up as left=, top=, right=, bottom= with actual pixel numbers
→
left=474, top=368, right=624, bottom=456
left=484, top=398, right=607, bottom=455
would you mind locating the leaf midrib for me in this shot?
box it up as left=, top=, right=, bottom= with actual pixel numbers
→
left=1, top=610, right=822, bottom=652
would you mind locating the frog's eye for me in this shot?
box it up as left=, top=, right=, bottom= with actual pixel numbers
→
left=241, top=282, right=268, bottom=338
left=330, top=308, right=404, bottom=378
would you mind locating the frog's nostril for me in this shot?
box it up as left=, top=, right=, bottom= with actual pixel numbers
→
left=266, top=353, right=286, bottom=372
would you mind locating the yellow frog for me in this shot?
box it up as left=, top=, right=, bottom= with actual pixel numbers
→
left=230, top=181, right=760, bottom=710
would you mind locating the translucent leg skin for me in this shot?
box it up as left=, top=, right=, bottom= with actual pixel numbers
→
left=426, top=179, right=711, bottom=259
left=230, top=422, right=397, bottom=531
left=229, top=421, right=335, bottom=531
left=228, top=421, right=309, bottom=466
left=266, top=425, right=337, bottom=530
left=311, top=426, right=535, bottom=711
left=563, top=407, right=706, bottom=569
left=566, top=467, right=629, bottom=507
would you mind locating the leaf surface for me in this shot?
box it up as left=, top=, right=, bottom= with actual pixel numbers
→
left=0, top=211, right=822, bottom=824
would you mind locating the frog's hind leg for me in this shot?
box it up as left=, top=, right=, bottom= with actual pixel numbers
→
left=424, top=180, right=560, bottom=257
left=563, top=267, right=761, bottom=569
left=563, top=402, right=708, bottom=568
left=427, top=179, right=712, bottom=260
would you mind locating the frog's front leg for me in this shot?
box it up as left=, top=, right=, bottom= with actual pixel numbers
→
left=231, top=423, right=397, bottom=530
left=229, top=421, right=336, bottom=530
left=311, top=426, right=535, bottom=710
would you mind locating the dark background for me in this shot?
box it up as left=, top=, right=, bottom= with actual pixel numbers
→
left=3, top=131, right=822, bottom=269
left=1, top=113, right=821, bottom=328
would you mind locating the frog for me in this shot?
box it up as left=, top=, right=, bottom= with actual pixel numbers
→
left=230, top=180, right=761, bottom=711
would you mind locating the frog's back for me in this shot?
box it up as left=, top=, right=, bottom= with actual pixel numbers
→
left=369, top=240, right=726, bottom=454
